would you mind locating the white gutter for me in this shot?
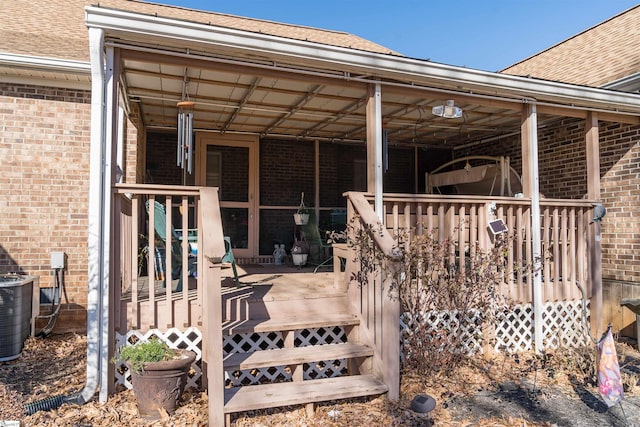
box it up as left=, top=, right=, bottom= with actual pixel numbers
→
left=602, top=72, right=640, bottom=92
left=0, top=52, right=91, bottom=74
left=84, top=6, right=640, bottom=114
left=74, top=26, right=106, bottom=405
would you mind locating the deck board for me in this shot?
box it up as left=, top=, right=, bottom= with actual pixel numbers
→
left=224, top=374, right=387, bottom=413
left=223, top=342, right=373, bottom=371
left=223, top=313, right=359, bottom=335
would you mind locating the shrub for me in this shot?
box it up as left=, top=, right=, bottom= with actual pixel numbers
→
left=115, top=338, right=178, bottom=373
left=350, top=221, right=525, bottom=375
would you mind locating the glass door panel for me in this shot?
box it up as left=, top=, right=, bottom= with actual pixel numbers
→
left=197, top=134, right=257, bottom=258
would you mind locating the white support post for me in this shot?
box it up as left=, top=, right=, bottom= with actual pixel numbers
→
left=586, top=112, right=602, bottom=337
left=366, top=83, right=383, bottom=220
left=522, top=103, right=544, bottom=352
left=315, top=139, right=320, bottom=220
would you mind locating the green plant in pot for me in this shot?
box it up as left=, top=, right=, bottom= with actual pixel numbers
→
left=115, top=338, right=196, bottom=420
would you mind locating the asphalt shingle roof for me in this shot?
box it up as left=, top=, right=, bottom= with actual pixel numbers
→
left=0, top=0, right=398, bottom=63
left=501, top=5, right=640, bottom=87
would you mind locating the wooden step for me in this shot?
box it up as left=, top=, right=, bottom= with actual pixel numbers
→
left=223, top=313, right=359, bottom=335
left=223, top=342, right=373, bottom=371
left=223, top=374, right=387, bottom=413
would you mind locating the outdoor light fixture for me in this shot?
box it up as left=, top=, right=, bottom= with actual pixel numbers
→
left=177, top=100, right=195, bottom=180
left=432, top=100, right=463, bottom=119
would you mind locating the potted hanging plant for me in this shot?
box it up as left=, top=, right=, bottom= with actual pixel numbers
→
left=293, top=192, right=310, bottom=225
left=114, top=338, right=196, bottom=420
left=291, top=238, right=309, bottom=266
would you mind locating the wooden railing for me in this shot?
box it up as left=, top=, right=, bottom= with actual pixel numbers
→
left=112, top=184, right=226, bottom=426
left=341, top=191, right=597, bottom=399
left=373, top=193, right=594, bottom=304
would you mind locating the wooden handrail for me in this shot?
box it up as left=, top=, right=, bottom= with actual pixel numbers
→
left=344, top=191, right=401, bottom=401
left=345, top=192, right=401, bottom=261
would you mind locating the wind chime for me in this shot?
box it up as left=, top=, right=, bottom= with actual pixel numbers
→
left=176, top=100, right=195, bottom=184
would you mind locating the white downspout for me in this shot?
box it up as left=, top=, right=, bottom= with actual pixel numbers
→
left=75, top=26, right=107, bottom=405
left=99, top=45, right=116, bottom=403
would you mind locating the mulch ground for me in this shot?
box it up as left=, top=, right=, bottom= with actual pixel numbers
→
left=1, top=333, right=640, bottom=426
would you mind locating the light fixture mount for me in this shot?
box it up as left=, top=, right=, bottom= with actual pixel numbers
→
left=432, top=100, right=463, bottom=119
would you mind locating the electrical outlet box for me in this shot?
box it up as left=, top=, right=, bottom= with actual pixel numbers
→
left=50, top=251, right=66, bottom=269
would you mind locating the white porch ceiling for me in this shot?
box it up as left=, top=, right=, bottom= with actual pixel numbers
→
left=121, top=52, right=534, bottom=147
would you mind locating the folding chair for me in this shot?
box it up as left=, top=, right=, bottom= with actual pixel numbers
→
left=145, top=200, right=196, bottom=291
left=222, top=236, right=240, bottom=286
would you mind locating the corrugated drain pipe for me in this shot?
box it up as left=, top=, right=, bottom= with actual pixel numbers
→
left=25, top=27, right=106, bottom=415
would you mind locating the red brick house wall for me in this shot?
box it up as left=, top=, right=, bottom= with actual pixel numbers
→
left=0, top=83, right=91, bottom=332
left=458, top=119, right=640, bottom=288
left=1, top=82, right=139, bottom=332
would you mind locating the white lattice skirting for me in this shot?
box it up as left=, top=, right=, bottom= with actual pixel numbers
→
left=400, top=310, right=484, bottom=357
left=494, top=300, right=591, bottom=352
left=115, top=326, right=349, bottom=389
left=115, top=301, right=590, bottom=389
left=400, top=299, right=591, bottom=356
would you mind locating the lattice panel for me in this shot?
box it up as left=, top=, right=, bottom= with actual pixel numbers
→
left=224, top=327, right=349, bottom=388
left=304, top=357, right=349, bottom=379
left=542, top=300, right=591, bottom=349
left=226, top=364, right=291, bottom=387
left=114, top=328, right=202, bottom=390
left=296, top=326, right=347, bottom=347
left=297, top=327, right=349, bottom=379
left=223, top=331, right=283, bottom=355
left=400, top=310, right=484, bottom=358
left=494, top=304, right=534, bottom=353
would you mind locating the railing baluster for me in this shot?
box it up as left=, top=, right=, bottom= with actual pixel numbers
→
left=164, top=196, right=173, bottom=328
left=148, top=195, right=156, bottom=330
left=552, top=207, right=560, bottom=288
left=561, top=207, right=569, bottom=300
left=568, top=207, right=577, bottom=300
left=181, top=196, right=189, bottom=326
left=132, top=195, right=141, bottom=330
left=458, top=204, right=466, bottom=277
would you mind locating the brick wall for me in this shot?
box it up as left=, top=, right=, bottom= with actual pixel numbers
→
left=459, top=117, right=640, bottom=285
left=260, top=139, right=316, bottom=206
left=0, top=83, right=92, bottom=332
left=600, top=122, right=640, bottom=283
left=146, top=131, right=189, bottom=185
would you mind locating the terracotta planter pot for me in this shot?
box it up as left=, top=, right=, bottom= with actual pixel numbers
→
left=128, top=349, right=196, bottom=420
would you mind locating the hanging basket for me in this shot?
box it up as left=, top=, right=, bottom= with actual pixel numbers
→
left=293, top=213, right=309, bottom=225
left=294, top=192, right=310, bottom=225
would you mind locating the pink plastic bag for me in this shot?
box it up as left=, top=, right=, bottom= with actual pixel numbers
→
left=596, top=327, right=624, bottom=407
